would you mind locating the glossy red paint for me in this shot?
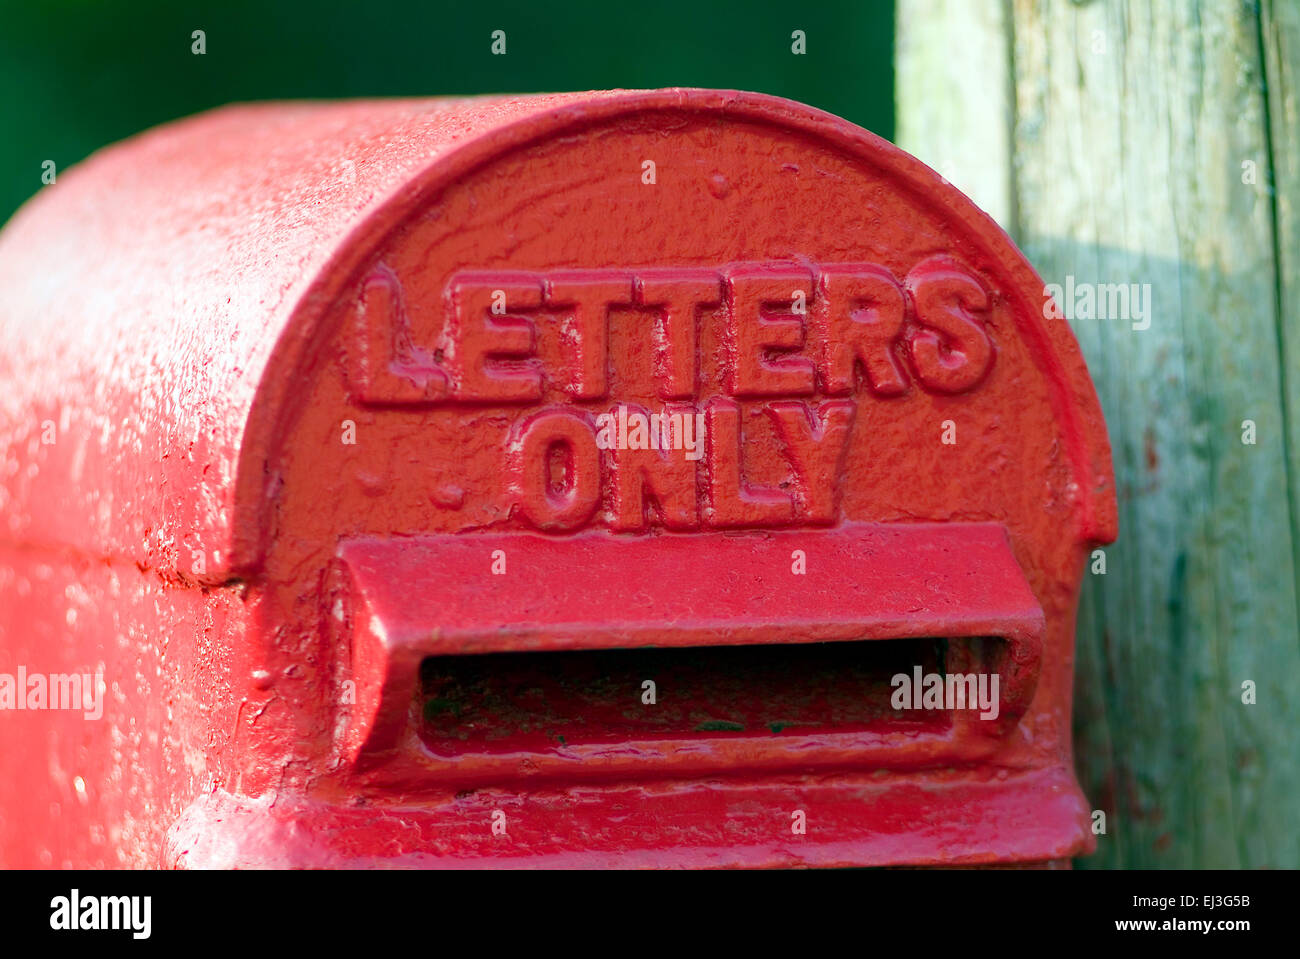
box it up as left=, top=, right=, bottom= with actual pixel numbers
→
left=0, top=89, right=1116, bottom=868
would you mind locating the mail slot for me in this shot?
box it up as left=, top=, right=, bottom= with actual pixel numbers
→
left=0, top=89, right=1116, bottom=868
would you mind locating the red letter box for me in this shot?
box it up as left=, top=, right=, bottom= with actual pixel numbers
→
left=0, top=90, right=1116, bottom=868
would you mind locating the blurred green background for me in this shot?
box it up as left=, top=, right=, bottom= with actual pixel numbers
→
left=0, top=0, right=895, bottom=228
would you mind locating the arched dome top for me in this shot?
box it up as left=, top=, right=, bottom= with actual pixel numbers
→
left=0, top=90, right=1115, bottom=580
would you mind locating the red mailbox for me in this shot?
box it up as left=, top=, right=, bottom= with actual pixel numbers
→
left=0, top=89, right=1116, bottom=868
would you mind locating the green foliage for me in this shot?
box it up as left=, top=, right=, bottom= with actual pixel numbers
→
left=0, top=0, right=895, bottom=227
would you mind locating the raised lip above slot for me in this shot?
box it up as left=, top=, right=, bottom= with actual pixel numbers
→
left=333, top=522, right=1045, bottom=767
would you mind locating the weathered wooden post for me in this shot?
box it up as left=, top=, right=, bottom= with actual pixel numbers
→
left=898, top=0, right=1300, bottom=867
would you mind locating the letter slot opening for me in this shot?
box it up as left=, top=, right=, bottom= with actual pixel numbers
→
left=412, top=635, right=1011, bottom=786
